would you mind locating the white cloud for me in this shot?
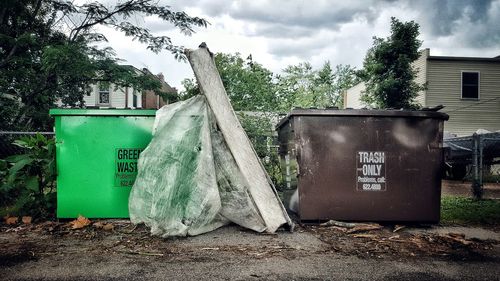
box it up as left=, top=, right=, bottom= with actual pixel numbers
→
left=94, top=0, right=500, bottom=91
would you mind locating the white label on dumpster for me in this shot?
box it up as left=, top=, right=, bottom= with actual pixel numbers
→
left=356, top=151, right=386, bottom=191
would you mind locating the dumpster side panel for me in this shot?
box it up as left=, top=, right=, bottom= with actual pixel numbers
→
left=56, top=115, right=154, bottom=218
left=295, top=115, right=444, bottom=222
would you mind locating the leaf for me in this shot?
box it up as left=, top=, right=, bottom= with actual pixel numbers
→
left=25, top=176, right=40, bottom=192
left=103, top=223, right=114, bottom=231
left=4, top=154, right=30, bottom=163
left=92, top=221, right=105, bottom=229
left=0, top=159, right=7, bottom=170
left=69, top=215, right=91, bottom=229
left=7, top=157, right=34, bottom=183
left=5, top=216, right=18, bottom=225
left=22, top=216, right=32, bottom=224
left=12, top=139, right=31, bottom=149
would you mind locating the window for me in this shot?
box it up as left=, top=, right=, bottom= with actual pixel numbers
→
left=133, top=92, right=137, bottom=108
left=98, top=82, right=110, bottom=105
left=461, top=72, right=479, bottom=99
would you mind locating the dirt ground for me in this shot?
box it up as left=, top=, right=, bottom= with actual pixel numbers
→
left=1, top=180, right=499, bottom=280
left=1, top=219, right=499, bottom=281
left=442, top=180, right=500, bottom=199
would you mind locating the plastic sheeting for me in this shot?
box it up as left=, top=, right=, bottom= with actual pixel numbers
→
left=129, top=95, right=277, bottom=236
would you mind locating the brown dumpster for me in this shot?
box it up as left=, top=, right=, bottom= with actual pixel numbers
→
left=276, top=109, right=449, bottom=223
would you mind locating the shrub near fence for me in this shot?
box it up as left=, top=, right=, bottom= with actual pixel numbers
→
left=0, top=132, right=56, bottom=219
left=0, top=131, right=54, bottom=158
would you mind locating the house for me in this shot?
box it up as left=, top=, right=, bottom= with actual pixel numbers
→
left=83, top=66, right=178, bottom=109
left=344, top=49, right=500, bottom=136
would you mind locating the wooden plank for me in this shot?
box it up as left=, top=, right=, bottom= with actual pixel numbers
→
left=186, top=47, right=291, bottom=232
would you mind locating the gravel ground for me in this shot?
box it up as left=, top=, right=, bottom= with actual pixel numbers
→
left=1, top=223, right=499, bottom=281
left=1, top=180, right=499, bottom=280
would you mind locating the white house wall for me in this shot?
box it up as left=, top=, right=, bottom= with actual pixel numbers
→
left=83, top=84, right=98, bottom=106
left=413, top=49, right=429, bottom=106
left=136, top=90, right=142, bottom=108
left=126, top=87, right=142, bottom=108
left=344, top=82, right=366, bottom=109
left=80, top=84, right=143, bottom=108
left=111, top=86, right=126, bottom=108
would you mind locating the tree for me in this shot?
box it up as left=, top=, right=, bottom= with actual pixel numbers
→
left=360, top=17, right=423, bottom=109
left=214, top=53, right=277, bottom=112
left=181, top=53, right=358, bottom=111
left=181, top=53, right=278, bottom=112
left=0, top=0, right=207, bottom=130
left=276, top=62, right=358, bottom=110
left=276, top=62, right=320, bottom=110
left=330, top=64, right=359, bottom=108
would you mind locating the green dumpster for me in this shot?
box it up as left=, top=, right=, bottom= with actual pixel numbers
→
left=50, top=109, right=156, bottom=218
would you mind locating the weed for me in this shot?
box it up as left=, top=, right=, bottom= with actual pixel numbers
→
left=441, top=196, right=500, bottom=225
left=0, top=134, right=56, bottom=219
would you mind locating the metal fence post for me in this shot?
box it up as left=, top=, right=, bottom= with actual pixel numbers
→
left=471, top=133, right=483, bottom=199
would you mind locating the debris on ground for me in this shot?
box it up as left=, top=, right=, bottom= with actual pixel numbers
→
left=309, top=222, right=498, bottom=260
left=21, top=216, right=32, bottom=224
left=319, top=220, right=383, bottom=234
left=4, top=216, right=18, bottom=225
left=439, top=233, right=473, bottom=246
left=1, top=219, right=497, bottom=263
left=346, top=223, right=384, bottom=234
left=69, top=215, right=91, bottom=229
left=393, top=225, right=406, bottom=232
left=92, top=221, right=114, bottom=231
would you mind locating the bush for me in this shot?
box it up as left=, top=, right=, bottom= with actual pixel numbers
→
left=0, top=134, right=56, bottom=219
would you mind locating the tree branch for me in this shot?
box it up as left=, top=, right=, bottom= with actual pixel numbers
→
left=70, top=0, right=148, bottom=41
left=0, top=0, right=43, bottom=68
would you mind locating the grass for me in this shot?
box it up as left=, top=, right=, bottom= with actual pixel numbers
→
left=441, top=195, right=500, bottom=225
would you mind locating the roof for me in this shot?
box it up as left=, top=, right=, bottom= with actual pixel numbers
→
left=141, top=68, right=177, bottom=94
left=427, top=55, right=500, bottom=63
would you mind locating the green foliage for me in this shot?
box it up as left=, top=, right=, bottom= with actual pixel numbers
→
left=180, top=78, right=201, bottom=101
left=276, top=62, right=358, bottom=110
left=216, top=53, right=278, bottom=112
left=441, top=196, right=500, bottom=225
left=0, top=134, right=56, bottom=219
left=181, top=52, right=280, bottom=111
left=180, top=53, right=358, bottom=112
left=360, top=17, right=424, bottom=109
left=238, top=113, right=285, bottom=190
left=0, top=0, right=207, bottom=131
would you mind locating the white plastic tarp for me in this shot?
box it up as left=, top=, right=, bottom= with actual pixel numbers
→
left=129, top=95, right=290, bottom=236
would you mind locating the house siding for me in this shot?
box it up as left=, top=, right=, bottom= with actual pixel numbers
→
left=110, top=86, right=126, bottom=108
left=426, top=59, right=500, bottom=136
left=81, top=84, right=144, bottom=108
left=413, top=49, right=429, bottom=106
left=344, top=82, right=365, bottom=109
left=83, top=84, right=98, bottom=106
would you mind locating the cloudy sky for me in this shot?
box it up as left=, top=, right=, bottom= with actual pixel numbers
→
left=98, top=0, right=500, bottom=91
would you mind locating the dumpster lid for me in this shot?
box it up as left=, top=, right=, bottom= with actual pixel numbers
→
left=49, top=108, right=157, bottom=116
left=276, top=108, right=449, bottom=129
